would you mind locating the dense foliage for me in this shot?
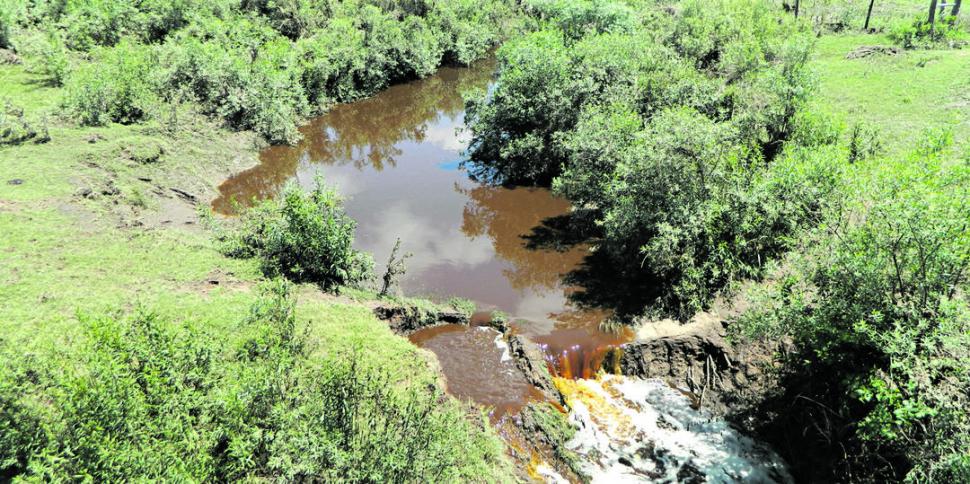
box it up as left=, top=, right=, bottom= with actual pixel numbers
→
left=223, top=177, right=374, bottom=291
left=738, top=134, right=970, bottom=482
left=2, top=0, right=524, bottom=143
left=466, top=0, right=819, bottom=318
left=889, top=14, right=969, bottom=48
left=0, top=281, right=507, bottom=481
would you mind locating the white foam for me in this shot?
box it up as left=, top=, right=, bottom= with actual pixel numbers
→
left=557, top=375, right=792, bottom=484
left=489, top=328, right=513, bottom=362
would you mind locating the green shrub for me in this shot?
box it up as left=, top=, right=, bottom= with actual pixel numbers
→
left=158, top=17, right=310, bottom=144
left=466, top=0, right=815, bottom=318
left=789, top=108, right=844, bottom=148
left=523, top=0, right=635, bottom=41
left=296, top=18, right=368, bottom=106
left=915, top=126, right=955, bottom=156
left=889, top=15, right=969, bottom=49
left=847, top=122, right=883, bottom=163
left=224, top=177, right=373, bottom=291
left=0, top=281, right=511, bottom=481
left=464, top=29, right=573, bottom=184
left=0, top=1, right=14, bottom=49
left=447, top=297, right=476, bottom=318
left=39, top=31, right=70, bottom=86
left=63, top=40, right=159, bottom=125
left=17, top=0, right=521, bottom=144
left=0, top=100, right=39, bottom=145
left=61, top=0, right=140, bottom=50
left=737, top=147, right=970, bottom=481
left=430, top=0, right=516, bottom=65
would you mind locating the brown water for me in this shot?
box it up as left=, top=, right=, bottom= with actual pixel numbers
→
left=214, top=57, right=633, bottom=415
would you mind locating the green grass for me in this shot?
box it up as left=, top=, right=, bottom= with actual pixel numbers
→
left=0, top=60, right=447, bottom=364
left=811, top=33, right=970, bottom=157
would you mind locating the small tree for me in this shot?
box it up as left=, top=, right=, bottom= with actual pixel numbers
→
left=223, top=177, right=374, bottom=291
left=379, top=238, right=411, bottom=298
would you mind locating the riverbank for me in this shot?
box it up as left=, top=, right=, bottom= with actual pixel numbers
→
left=0, top=60, right=519, bottom=480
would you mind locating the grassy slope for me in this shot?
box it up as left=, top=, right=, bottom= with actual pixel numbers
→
left=810, top=33, right=970, bottom=157
left=0, top=64, right=475, bottom=436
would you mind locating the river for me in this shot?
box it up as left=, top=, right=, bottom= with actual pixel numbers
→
left=213, top=57, right=792, bottom=483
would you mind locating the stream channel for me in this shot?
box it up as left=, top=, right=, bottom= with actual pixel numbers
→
left=213, top=57, right=792, bottom=483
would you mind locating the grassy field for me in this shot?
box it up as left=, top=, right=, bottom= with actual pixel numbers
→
left=811, top=33, right=970, bottom=157
left=0, top=64, right=446, bottom=397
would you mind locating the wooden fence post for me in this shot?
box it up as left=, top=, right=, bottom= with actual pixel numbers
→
left=865, top=0, right=876, bottom=30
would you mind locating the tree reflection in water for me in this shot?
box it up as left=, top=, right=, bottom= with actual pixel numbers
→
left=213, top=55, right=495, bottom=214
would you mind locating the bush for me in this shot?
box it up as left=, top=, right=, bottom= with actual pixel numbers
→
left=447, top=297, right=476, bottom=318
left=14, top=0, right=522, bottom=144
left=523, top=0, right=635, bottom=41
left=464, top=29, right=573, bottom=184
left=39, top=31, right=70, bottom=86
left=430, top=0, right=517, bottom=65
left=847, top=122, right=883, bottom=163
left=224, top=177, right=373, bottom=291
left=0, top=281, right=510, bottom=481
left=737, top=146, right=970, bottom=481
left=889, top=15, right=969, bottom=49
left=63, top=40, right=159, bottom=125
left=0, top=1, right=14, bottom=49
left=0, top=100, right=39, bottom=145
left=61, top=0, right=140, bottom=50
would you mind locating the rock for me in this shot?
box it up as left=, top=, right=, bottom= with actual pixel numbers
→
left=373, top=301, right=470, bottom=335
left=846, top=45, right=900, bottom=59
left=507, top=334, right=560, bottom=402
left=101, top=182, right=120, bottom=196
left=85, top=134, right=106, bottom=144
left=516, top=402, right=587, bottom=482
left=608, top=318, right=786, bottom=416
left=169, top=187, right=198, bottom=203
left=7, top=179, right=24, bottom=185
left=676, top=461, right=706, bottom=483
left=126, top=141, right=165, bottom=164
left=487, top=317, right=509, bottom=333
left=437, top=309, right=469, bottom=324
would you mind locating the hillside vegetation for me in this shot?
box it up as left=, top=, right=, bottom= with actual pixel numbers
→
left=1, top=0, right=523, bottom=143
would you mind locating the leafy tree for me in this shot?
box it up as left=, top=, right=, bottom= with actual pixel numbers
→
left=738, top=142, right=970, bottom=481
left=466, top=0, right=815, bottom=318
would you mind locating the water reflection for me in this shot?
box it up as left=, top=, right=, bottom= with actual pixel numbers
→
left=212, top=56, right=494, bottom=213
left=213, top=56, right=633, bottom=411
left=460, top=185, right=584, bottom=292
